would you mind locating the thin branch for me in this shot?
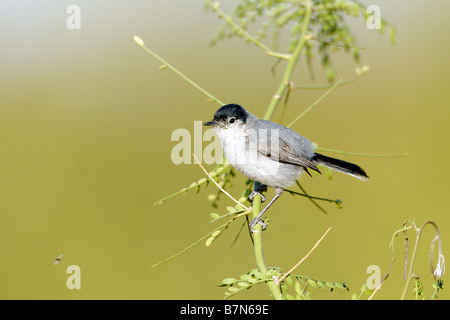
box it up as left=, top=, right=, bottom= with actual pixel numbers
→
left=151, top=210, right=248, bottom=268
left=193, top=154, right=251, bottom=211
left=284, top=187, right=341, bottom=206
left=263, top=0, right=312, bottom=121
left=287, top=79, right=343, bottom=128
left=152, top=163, right=232, bottom=206
left=276, top=227, right=332, bottom=285
left=367, top=277, right=387, bottom=300
left=133, top=35, right=224, bottom=105
left=293, top=68, right=368, bottom=90
left=204, top=0, right=291, bottom=60
left=314, top=147, right=411, bottom=158
left=295, top=181, right=327, bottom=214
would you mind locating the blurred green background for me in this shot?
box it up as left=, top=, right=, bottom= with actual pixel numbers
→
left=0, top=0, right=449, bottom=300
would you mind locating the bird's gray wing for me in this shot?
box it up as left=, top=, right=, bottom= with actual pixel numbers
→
left=277, top=141, right=320, bottom=173
left=245, top=120, right=320, bottom=173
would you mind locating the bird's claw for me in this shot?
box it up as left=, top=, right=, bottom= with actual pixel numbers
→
left=249, top=217, right=267, bottom=233
left=248, top=185, right=268, bottom=203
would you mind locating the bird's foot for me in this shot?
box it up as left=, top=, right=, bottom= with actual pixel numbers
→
left=249, top=217, right=267, bottom=233
left=248, top=185, right=268, bottom=203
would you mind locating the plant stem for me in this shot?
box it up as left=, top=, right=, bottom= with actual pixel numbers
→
left=276, top=227, right=332, bottom=285
left=314, top=147, right=411, bottom=158
left=400, top=220, right=443, bottom=300
left=251, top=1, right=311, bottom=300
left=287, top=79, right=343, bottom=128
left=263, top=1, right=312, bottom=121
left=251, top=194, right=284, bottom=300
left=400, top=227, right=421, bottom=300
left=204, top=0, right=291, bottom=60
left=134, top=35, right=224, bottom=105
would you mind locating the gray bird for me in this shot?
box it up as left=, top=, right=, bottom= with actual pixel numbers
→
left=204, top=104, right=368, bottom=231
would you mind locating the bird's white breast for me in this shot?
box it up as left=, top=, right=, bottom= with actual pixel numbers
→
left=214, top=127, right=302, bottom=188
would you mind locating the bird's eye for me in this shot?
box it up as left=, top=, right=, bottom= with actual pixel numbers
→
left=229, top=117, right=236, bottom=124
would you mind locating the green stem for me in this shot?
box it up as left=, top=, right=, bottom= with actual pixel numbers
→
left=287, top=79, right=343, bottom=128
left=400, top=220, right=443, bottom=300
left=314, top=147, right=411, bottom=158
left=252, top=1, right=311, bottom=300
left=293, top=71, right=367, bottom=90
left=134, top=36, right=224, bottom=105
left=284, top=187, right=340, bottom=205
left=151, top=210, right=248, bottom=268
left=205, top=0, right=270, bottom=53
left=294, top=181, right=327, bottom=214
left=204, top=0, right=291, bottom=60
left=251, top=194, right=284, bottom=300
left=263, top=1, right=312, bottom=121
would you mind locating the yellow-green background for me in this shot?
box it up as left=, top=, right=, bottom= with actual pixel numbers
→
left=0, top=0, right=449, bottom=299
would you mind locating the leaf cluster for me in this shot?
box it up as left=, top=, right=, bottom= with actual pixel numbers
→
left=208, top=0, right=395, bottom=81
left=219, top=267, right=348, bottom=299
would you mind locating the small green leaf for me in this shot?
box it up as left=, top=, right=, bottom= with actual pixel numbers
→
left=294, top=281, right=302, bottom=296
left=237, top=282, right=250, bottom=288
left=363, top=289, right=375, bottom=295
left=216, top=166, right=224, bottom=174
left=189, top=182, right=197, bottom=189
left=352, top=47, right=360, bottom=62
left=222, top=278, right=236, bottom=285
left=325, top=168, right=334, bottom=180
left=228, top=286, right=240, bottom=292
left=307, top=279, right=318, bottom=288
left=239, top=274, right=252, bottom=281
left=211, top=230, right=221, bottom=238
left=326, top=67, right=335, bottom=83
left=268, top=268, right=279, bottom=277
left=326, top=282, right=336, bottom=289
left=254, top=271, right=265, bottom=280
left=247, top=277, right=258, bottom=284
left=389, top=26, right=396, bottom=45
left=226, top=206, right=236, bottom=213
left=210, top=212, right=220, bottom=219
left=335, top=282, right=348, bottom=290
left=205, top=237, right=215, bottom=247
left=317, top=281, right=327, bottom=289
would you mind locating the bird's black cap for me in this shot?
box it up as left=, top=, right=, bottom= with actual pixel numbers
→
left=204, top=104, right=248, bottom=127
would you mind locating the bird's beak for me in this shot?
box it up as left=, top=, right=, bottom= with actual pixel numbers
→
left=204, top=119, right=218, bottom=127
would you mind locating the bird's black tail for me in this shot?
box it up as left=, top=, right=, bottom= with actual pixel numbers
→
left=312, top=153, right=369, bottom=181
